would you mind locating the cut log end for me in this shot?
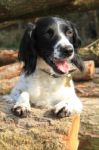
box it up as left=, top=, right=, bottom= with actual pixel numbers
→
left=0, top=50, right=18, bottom=66
left=72, top=60, right=95, bottom=81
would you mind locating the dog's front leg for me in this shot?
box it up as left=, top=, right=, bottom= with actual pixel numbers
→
left=11, top=92, right=31, bottom=117
left=53, top=96, right=82, bottom=118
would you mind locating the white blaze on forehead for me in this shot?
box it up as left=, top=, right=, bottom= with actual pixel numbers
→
left=53, top=23, right=74, bottom=59
left=54, top=23, right=73, bottom=48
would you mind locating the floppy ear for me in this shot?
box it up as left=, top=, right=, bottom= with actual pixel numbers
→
left=71, top=23, right=85, bottom=72
left=71, top=54, right=85, bottom=72
left=71, top=23, right=81, bottom=50
left=18, top=23, right=37, bottom=76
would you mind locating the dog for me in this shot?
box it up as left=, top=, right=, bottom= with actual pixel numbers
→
left=4, top=17, right=84, bottom=118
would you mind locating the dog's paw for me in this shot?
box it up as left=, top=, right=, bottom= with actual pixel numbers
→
left=53, top=98, right=82, bottom=118
left=11, top=105, right=31, bottom=118
left=52, top=104, right=72, bottom=118
left=2, top=95, right=13, bottom=102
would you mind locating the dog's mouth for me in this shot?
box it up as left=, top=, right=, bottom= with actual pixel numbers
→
left=52, top=58, right=69, bottom=74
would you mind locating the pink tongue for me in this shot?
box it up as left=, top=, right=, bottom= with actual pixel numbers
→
left=55, top=60, right=69, bottom=73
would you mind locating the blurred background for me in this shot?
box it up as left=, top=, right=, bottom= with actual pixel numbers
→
left=0, top=1, right=99, bottom=49
left=0, top=1, right=99, bottom=150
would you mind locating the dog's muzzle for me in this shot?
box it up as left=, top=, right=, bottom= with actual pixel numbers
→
left=57, top=45, right=74, bottom=58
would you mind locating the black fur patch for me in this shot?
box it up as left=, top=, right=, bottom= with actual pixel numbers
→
left=18, top=17, right=84, bottom=76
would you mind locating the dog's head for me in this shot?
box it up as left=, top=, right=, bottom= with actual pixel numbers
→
left=19, top=17, right=84, bottom=75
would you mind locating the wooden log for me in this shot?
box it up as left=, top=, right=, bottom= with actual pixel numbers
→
left=0, top=96, right=81, bottom=150
left=0, top=61, right=96, bottom=94
left=0, top=0, right=99, bottom=23
left=79, top=98, right=99, bottom=150
left=75, top=76, right=99, bottom=97
left=0, top=60, right=95, bottom=81
left=0, top=62, right=22, bottom=94
left=0, top=50, right=18, bottom=66
left=0, top=76, right=19, bottom=95
left=80, top=39, right=99, bottom=67
left=72, top=60, right=95, bottom=81
left=0, top=62, right=22, bottom=80
left=81, top=52, right=99, bottom=66
left=0, top=97, right=99, bottom=150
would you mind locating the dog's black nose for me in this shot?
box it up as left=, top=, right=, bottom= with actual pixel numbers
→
left=59, top=45, right=73, bottom=57
left=65, top=45, right=73, bottom=54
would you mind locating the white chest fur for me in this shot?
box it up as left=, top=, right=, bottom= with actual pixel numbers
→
left=6, top=58, right=82, bottom=114
left=10, top=59, right=77, bottom=109
left=9, top=58, right=77, bottom=109
left=25, top=69, right=75, bottom=107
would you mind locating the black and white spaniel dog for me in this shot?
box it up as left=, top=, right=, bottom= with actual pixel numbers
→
left=4, top=17, right=84, bottom=117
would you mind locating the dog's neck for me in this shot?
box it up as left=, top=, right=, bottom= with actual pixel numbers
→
left=37, top=57, right=54, bottom=74
left=37, top=57, right=76, bottom=78
left=36, top=57, right=73, bottom=86
left=37, top=57, right=71, bottom=78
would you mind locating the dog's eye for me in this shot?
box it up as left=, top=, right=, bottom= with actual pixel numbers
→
left=66, top=30, right=73, bottom=37
left=45, top=29, right=54, bottom=38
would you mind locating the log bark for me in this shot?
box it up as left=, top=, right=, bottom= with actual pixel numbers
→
left=81, top=53, right=99, bottom=67
left=79, top=98, right=99, bottom=150
left=0, top=0, right=99, bottom=23
left=0, top=62, right=22, bottom=94
left=0, top=50, right=18, bottom=66
left=0, top=62, right=23, bottom=94
left=0, top=97, right=99, bottom=150
left=0, top=61, right=96, bottom=94
left=75, top=77, right=99, bottom=97
left=0, top=60, right=95, bottom=81
left=80, top=39, right=99, bottom=67
left=72, top=60, right=95, bottom=81
left=0, top=62, right=22, bottom=80
left=0, top=76, right=19, bottom=95
left=0, top=96, right=80, bottom=150
left=0, top=63, right=98, bottom=149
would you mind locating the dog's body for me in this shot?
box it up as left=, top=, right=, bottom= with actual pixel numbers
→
left=4, top=17, right=84, bottom=117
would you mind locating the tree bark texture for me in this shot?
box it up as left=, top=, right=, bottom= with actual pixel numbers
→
left=0, top=62, right=22, bottom=94
left=0, top=62, right=22, bottom=80
left=0, top=0, right=99, bottom=23
left=0, top=50, right=18, bottom=66
left=79, top=98, right=99, bottom=150
left=0, top=97, right=99, bottom=150
left=72, top=60, right=95, bottom=81
left=80, top=39, right=99, bottom=67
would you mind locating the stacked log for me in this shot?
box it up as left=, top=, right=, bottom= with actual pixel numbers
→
left=0, top=96, right=99, bottom=150
left=0, top=50, right=99, bottom=150
left=72, top=60, right=95, bottom=81
left=80, top=39, right=99, bottom=66
left=0, top=50, right=96, bottom=94
left=0, top=62, right=23, bottom=94
left=0, top=50, right=18, bottom=66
